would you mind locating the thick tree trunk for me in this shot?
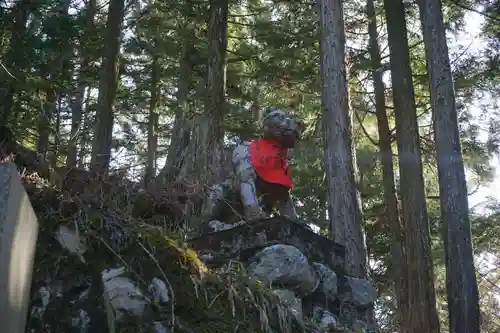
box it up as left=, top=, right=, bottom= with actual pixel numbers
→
left=366, top=0, right=407, bottom=328
left=36, top=0, right=72, bottom=159
left=77, top=88, right=92, bottom=168
left=67, top=70, right=87, bottom=167
left=383, top=1, right=440, bottom=332
left=145, top=55, right=160, bottom=184
left=156, top=38, right=194, bottom=185
left=318, top=0, right=367, bottom=278
left=90, top=0, right=126, bottom=174
left=51, top=101, right=61, bottom=167
left=0, top=0, right=35, bottom=128
left=418, top=1, right=481, bottom=332
left=178, top=0, right=228, bottom=187
left=67, top=0, right=96, bottom=168
left=36, top=87, right=57, bottom=156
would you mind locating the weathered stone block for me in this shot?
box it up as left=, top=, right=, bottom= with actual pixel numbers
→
left=0, top=162, right=39, bottom=333
left=343, top=276, right=378, bottom=308
left=188, top=217, right=345, bottom=271
left=313, top=262, right=338, bottom=301
left=101, top=267, right=171, bottom=333
left=272, top=288, right=303, bottom=321
left=248, top=244, right=319, bottom=296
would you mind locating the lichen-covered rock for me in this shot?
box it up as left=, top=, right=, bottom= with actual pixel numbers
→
left=312, top=305, right=338, bottom=328
left=207, top=220, right=234, bottom=232
left=102, top=267, right=150, bottom=322
left=348, top=319, right=368, bottom=333
left=313, top=262, right=338, bottom=301
left=71, top=309, right=91, bottom=333
left=152, top=321, right=170, bottom=333
left=55, top=224, right=87, bottom=263
left=149, top=277, right=170, bottom=305
left=344, top=277, right=377, bottom=307
left=272, top=288, right=303, bottom=320
left=199, top=250, right=216, bottom=264
left=247, top=244, right=319, bottom=296
left=101, top=267, right=174, bottom=333
left=30, top=285, right=51, bottom=321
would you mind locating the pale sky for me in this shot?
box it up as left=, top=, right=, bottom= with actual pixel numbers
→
left=448, top=10, right=500, bottom=212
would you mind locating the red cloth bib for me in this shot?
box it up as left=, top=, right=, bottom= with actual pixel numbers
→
left=249, top=138, right=294, bottom=189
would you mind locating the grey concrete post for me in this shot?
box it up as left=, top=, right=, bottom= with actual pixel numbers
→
left=0, top=162, right=39, bottom=333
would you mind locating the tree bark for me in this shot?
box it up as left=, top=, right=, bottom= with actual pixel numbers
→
left=318, top=0, right=368, bottom=278
left=145, top=55, right=160, bottom=184
left=37, top=0, right=72, bottom=159
left=51, top=100, right=62, bottom=167
left=178, top=0, right=228, bottom=187
left=36, top=85, right=57, bottom=156
left=0, top=0, right=36, bottom=129
left=90, top=0, right=126, bottom=174
left=418, top=0, right=481, bottom=332
left=67, top=0, right=96, bottom=168
left=78, top=88, right=92, bottom=168
left=156, top=36, right=194, bottom=185
left=383, top=1, right=440, bottom=332
left=366, top=0, right=408, bottom=328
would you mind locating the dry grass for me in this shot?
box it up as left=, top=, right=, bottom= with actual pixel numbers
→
left=23, top=170, right=326, bottom=333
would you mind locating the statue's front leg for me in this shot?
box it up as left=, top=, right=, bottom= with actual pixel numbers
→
left=202, top=179, right=232, bottom=221
left=277, top=192, right=298, bottom=221
left=240, top=181, right=267, bottom=220
left=278, top=193, right=313, bottom=230
left=233, top=144, right=267, bottom=220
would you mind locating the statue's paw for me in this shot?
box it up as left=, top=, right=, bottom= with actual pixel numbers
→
left=244, top=205, right=267, bottom=221
left=282, top=214, right=297, bottom=221
left=234, top=220, right=246, bottom=227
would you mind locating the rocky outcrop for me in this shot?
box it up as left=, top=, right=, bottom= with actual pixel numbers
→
left=23, top=172, right=378, bottom=333
left=29, top=225, right=175, bottom=333
left=189, top=217, right=379, bottom=333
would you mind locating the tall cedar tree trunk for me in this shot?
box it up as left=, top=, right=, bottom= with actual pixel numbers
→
left=157, top=37, right=194, bottom=185
left=366, top=0, right=408, bottom=327
left=51, top=101, right=61, bottom=167
left=37, top=83, right=57, bottom=156
left=0, top=0, right=35, bottom=129
left=383, top=1, right=441, bottom=332
left=145, top=55, right=160, bottom=184
left=78, top=88, right=92, bottom=168
left=318, top=0, right=368, bottom=278
left=418, top=0, right=481, bottom=332
left=90, top=0, right=125, bottom=174
left=178, top=0, right=228, bottom=187
left=37, top=0, right=71, bottom=158
left=67, top=0, right=96, bottom=168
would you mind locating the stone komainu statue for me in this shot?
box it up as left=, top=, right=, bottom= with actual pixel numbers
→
left=202, top=108, right=304, bottom=225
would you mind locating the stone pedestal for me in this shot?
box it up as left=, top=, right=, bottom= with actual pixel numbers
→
left=188, top=217, right=346, bottom=271
left=0, top=162, right=39, bottom=333
left=188, top=217, right=378, bottom=331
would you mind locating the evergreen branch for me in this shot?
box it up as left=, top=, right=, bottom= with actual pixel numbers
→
left=447, top=0, right=500, bottom=23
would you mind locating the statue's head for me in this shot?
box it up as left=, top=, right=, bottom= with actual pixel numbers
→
left=262, top=109, right=303, bottom=148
